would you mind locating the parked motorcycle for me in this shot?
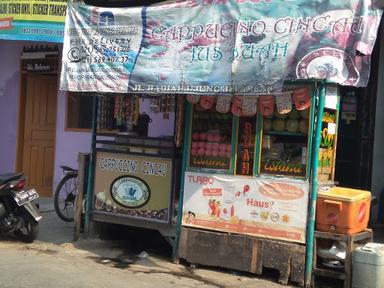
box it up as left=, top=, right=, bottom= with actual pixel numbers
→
left=0, top=173, right=41, bottom=242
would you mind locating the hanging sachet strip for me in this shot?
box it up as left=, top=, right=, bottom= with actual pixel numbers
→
left=231, top=96, right=243, bottom=116
left=293, top=87, right=311, bottom=110
left=241, top=96, right=258, bottom=116
left=216, top=95, right=232, bottom=114
left=199, top=95, right=217, bottom=110
left=186, top=95, right=201, bottom=104
left=258, top=95, right=275, bottom=117
left=276, top=91, right=293, bottom=114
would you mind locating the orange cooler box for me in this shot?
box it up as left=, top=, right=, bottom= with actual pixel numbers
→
left=316, top=187, right=371, bottom=234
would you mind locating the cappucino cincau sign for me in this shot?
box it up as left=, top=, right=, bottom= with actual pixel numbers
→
left=94, top=151, right=173, bottom=222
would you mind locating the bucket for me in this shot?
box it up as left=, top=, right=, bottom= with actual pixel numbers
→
left=352, top=243, right=384, bottom=288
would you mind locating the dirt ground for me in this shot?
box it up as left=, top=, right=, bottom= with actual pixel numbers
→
left=0, top=198, right=295, bottom=288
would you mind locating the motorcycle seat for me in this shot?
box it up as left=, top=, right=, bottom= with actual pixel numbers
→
left=0, top=173, right=23, bottom=185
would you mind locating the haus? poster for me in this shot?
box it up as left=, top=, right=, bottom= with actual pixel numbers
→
left=183, top=172, right=309, bottom=243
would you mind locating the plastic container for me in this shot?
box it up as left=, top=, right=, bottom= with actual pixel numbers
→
left=316, top=187, right=371, bottom=234
left=352, top=243, right=384, bottom=288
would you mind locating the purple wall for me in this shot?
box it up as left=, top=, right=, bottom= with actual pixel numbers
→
left=0, top=40, right=91, bottom=191
left=53, top=90, right=91, bottom=188
left=0, top=40, right=24, bottom=173
left=141, top=98, right=175, bottom=137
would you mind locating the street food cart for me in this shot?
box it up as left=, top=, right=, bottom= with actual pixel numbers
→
left=87, top=94, right=184, bottom=243
left=59, top=1, right=383, bottom=287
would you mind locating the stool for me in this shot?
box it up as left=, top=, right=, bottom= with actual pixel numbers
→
left=312, top=229, right=373, bottom=288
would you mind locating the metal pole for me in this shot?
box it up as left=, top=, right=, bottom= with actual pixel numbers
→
left=84, top=95, right=98, bottom=236
left=172, top=102, right=191, bottom=260
left=304, top=81, right=326, bottom=287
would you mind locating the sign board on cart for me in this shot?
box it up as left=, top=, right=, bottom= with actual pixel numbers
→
left=182, top=171, right=309, bottom=243
left=94, top=151, right=173, bottom=222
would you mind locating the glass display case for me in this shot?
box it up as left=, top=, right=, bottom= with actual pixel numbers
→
left=259, top=106, right=310, bottom=178
left=186, top=84, right=315, bottom=179
left=189, top=106, right=234, bottom=171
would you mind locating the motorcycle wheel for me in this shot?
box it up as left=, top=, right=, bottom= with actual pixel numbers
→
left=14, top=215, right=39, bottom=243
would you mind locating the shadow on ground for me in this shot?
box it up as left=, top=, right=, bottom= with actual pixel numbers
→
left=31, top=197, right=384, bottom=288
left=31, top=197, right=296, bottom=288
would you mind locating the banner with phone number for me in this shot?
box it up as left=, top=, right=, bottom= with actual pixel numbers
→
left=182, top=171, right=309, bottom=243
left=60, top=1, right=383, bottom=94
left=0, top=0, right=66, bottom=42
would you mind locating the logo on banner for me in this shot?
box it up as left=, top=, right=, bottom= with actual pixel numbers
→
left=88, top=8, right=115, bottom=26
left=110, top=176, right=150, bottom=208
left=296, top=48, right=360, bottom=86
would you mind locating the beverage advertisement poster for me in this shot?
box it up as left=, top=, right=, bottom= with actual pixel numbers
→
left=183, top=171, right=309, bottom=243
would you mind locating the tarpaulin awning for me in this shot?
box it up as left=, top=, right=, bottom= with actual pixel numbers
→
left=60, top=0, right=383, bottom=95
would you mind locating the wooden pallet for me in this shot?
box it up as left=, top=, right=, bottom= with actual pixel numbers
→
left=178, top=227, right=305, bottom=286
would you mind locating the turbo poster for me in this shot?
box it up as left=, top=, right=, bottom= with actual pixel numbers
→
left=0, top=0, right=66, bottom=42
left=182, top=172, right=309, bottom=243
left=60, top=1, right=383, bottom=94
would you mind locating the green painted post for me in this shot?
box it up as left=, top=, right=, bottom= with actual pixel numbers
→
left=231, top=116, right=239, bottom=174
left=306, top=84, right=318, bottom=177
left=304, top=82, right=326, bottom=287
left=172, top=102, right=192, bottom=260
left=84, top=95, right=98, bottom=236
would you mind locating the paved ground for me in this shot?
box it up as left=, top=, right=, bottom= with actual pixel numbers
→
left=4, top=197, right=382, bottom=288
left=0, top=197, right=293, bottom=288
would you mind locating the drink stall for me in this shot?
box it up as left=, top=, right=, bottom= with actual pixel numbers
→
left=177, top=82, right=340, bottom=286
left=59, top=1, right=383, bottom=287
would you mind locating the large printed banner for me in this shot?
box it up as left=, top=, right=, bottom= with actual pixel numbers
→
left=0, top=0, right=66, bottom=42
left=182, top=172, right=309, bottom=243
left=60, top=1, right=383, bottom=94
